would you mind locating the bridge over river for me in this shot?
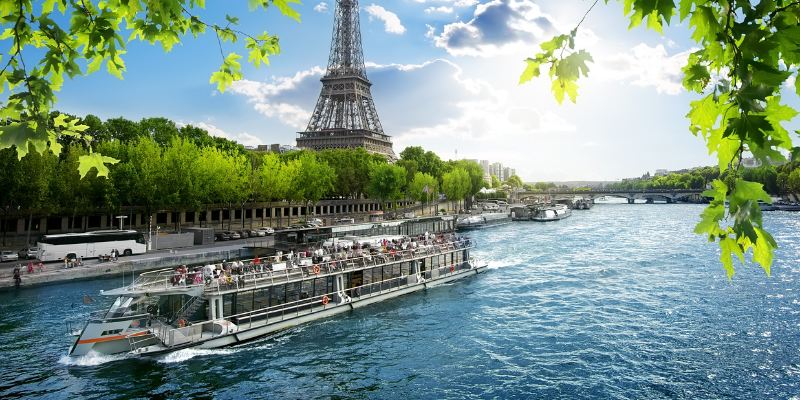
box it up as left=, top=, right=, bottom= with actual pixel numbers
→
left=515, top=189, right=706, bottom=204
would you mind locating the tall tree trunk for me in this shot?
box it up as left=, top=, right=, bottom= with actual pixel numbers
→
left=26, top=211, right=33, bottom=246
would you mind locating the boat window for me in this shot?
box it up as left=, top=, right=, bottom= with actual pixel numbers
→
left=400, top=262, right=410, bottom=276
left=223, top=294, right=234, bottom=318
left=237, top=291, right=254, bottom=314
left=254, top=288, right=270, bottom=310
left=101, top=329, right=123, bottom=336
left=270, top=284, right=286, bottom=306
left=286, top=282, right=301, bottom=303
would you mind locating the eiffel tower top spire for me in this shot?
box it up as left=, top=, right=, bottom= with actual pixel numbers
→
left=325, top=0, right=367, bottom=79
left=297, top=0, right=395, bottom=159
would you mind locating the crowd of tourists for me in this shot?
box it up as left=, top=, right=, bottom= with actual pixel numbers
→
left=166, top=233, right=471, bottom=290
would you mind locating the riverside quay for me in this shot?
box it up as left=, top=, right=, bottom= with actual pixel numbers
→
left=0, top=199, right=424, bottom=246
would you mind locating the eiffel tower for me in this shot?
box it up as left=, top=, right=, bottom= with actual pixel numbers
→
left=297, top=0, right=395, bottom=160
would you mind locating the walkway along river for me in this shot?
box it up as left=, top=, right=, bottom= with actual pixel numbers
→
left=0, top=204, right=798, bottom=398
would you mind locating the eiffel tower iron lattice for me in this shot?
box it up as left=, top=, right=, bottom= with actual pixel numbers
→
left=297, top=0, right=395, bottom=160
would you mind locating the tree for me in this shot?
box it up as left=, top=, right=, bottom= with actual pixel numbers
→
left=491, top=175, right=501, bottom=189
left=789, top=169, right=800, bottom=195
left=0, top=0, right=299, bottom=177
left=442, top=168, right=471, bottom=210
left=400, top=146, right=446, bottom=182
left=367, top=163, right=407, bottom=209
left=292, top=153, right=336, bottom=219
left=450, top=159, right=486, bottom=196
left=255, top=153, right=296, bottom=202
left=520, top=0, right=800, bottom=278
left=505, top=175, right=524, bottom=190
left=408, top=172, right=439, bottom=201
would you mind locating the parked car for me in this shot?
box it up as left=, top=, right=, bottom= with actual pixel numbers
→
left=251, top=229, right=266, bottom=237
left=403, top=212, right=415, bottom=219
left=237, top=230, right=250, bottom=239
left=334, top=217, right=355, bottom=225
left=214, top=231, right=231, bottom=241
left=257, top=227, right=275, bottom=235
left=226, top=231, right=241, bottom=240
left=1, top=250, right=19, bottom=262
left=18, top=246, right=38, bottom=259
left=308, top=218, right=323, bottom=227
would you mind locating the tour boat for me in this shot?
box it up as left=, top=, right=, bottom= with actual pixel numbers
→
left=456, top=213, right=511, bottom=231
left=67, top=234, right=487, bottom=357
left=531, top=204, right=572, bottom=222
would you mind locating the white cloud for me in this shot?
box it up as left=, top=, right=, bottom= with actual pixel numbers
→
left=365, top=4, right=406, bottom=35
left=425, top=24, right=437, bottom=39
left=425, top=6, right=454, bottom=14
left=596, top=43, right=691, bottom=95
left=179, top=121, right=263, bottom=147
left=413, top=0, right=477, bottom=6
left=313, top=2, right=328, bottom=13
left=785, top=74, right=796, bottom=91
left=253, top=102, right=311, bottom=130
left=432, top=0, right=557, bottom=57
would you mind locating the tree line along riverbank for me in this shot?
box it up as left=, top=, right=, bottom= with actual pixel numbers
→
left=0, top=114, right=490, bottom=241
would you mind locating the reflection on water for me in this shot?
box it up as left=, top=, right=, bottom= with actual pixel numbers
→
left=1, top=204, right=799, bottom=399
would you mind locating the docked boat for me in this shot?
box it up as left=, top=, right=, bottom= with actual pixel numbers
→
left=456, top=212, right=511, bottom=231
left=531, top=204, right=571, bottom=222
left=67, top=234, right=487, bottom=358
left=572, top=198, right=594, bottom=210
left=774, top=202, right=800, bottom=211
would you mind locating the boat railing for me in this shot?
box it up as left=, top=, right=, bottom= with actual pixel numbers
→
left=202, top=238, right=474, bottom=294
left=120, top=238, right=473, bottom=294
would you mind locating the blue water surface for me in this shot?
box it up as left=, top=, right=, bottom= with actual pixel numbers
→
left=1, top=204, right=799, bottom=399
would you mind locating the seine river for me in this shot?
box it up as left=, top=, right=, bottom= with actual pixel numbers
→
left=1, top=204, right=799, bottom=399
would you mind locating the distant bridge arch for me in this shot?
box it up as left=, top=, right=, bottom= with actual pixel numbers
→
left=516, top=189, right=705, bottom=204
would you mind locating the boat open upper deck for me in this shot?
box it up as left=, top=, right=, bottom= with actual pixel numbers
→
left=103, top=234, right=475, bottom=297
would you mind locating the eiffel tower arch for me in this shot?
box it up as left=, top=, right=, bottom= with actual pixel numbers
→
left=297, top=0, right=396, bottom=160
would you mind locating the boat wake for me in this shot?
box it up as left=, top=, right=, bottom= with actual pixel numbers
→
left=58, top=351, right=129, bottom=367
left=158, top=348, right=239, bottom=364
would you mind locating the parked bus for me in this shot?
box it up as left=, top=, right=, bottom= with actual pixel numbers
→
left=37, top=230, right=147, bottom=262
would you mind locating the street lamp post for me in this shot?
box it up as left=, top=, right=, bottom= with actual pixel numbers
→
left=115, top=215, right=128, bottom=231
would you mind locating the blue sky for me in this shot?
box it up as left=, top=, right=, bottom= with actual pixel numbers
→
left=54, top=0, right=799, bottom=181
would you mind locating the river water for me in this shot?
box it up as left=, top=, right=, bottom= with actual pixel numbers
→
left=1, top=204, right=799, bottom=399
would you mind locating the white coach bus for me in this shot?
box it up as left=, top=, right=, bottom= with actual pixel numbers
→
left=37, top=230, right=147, bottom=262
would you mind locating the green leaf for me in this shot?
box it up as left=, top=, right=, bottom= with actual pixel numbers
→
left=679, top=0, right=693, bottom=20
left=732, top=179, right=772, bottom=205
left=751, top=227, right=775, bottom=276
left=78, top=152, right=120, bottom=178
left=796, top=74, right=800, bottom=96
left=0, top=122, right=45, bottom=160
left=519, top=58, right=541, bottom=84
left=225, top=14, right=240, bottom=25
left=273, top=0, right=302, bottom=22
left=719, top=237, right=742, bottom=279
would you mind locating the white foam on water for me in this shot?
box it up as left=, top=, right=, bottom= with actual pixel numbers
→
left=487, top=258, right=518, bottom=270
left=59, top=351, right=129, bottom=367
left=158, top=347, right=239, bottom=364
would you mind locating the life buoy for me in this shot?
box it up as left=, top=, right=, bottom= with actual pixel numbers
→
left=450, top=265, right=455, bottom=273
left=321, top=295, right=330, bottom=305
left=313, top=265, right=321, bottom=275
left=177, top=319, right=186, bottom=328
left=146, top=305, right=158, bottom=314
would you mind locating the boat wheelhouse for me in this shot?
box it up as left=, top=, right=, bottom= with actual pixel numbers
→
left=68, top=234, right=486, bottom=357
